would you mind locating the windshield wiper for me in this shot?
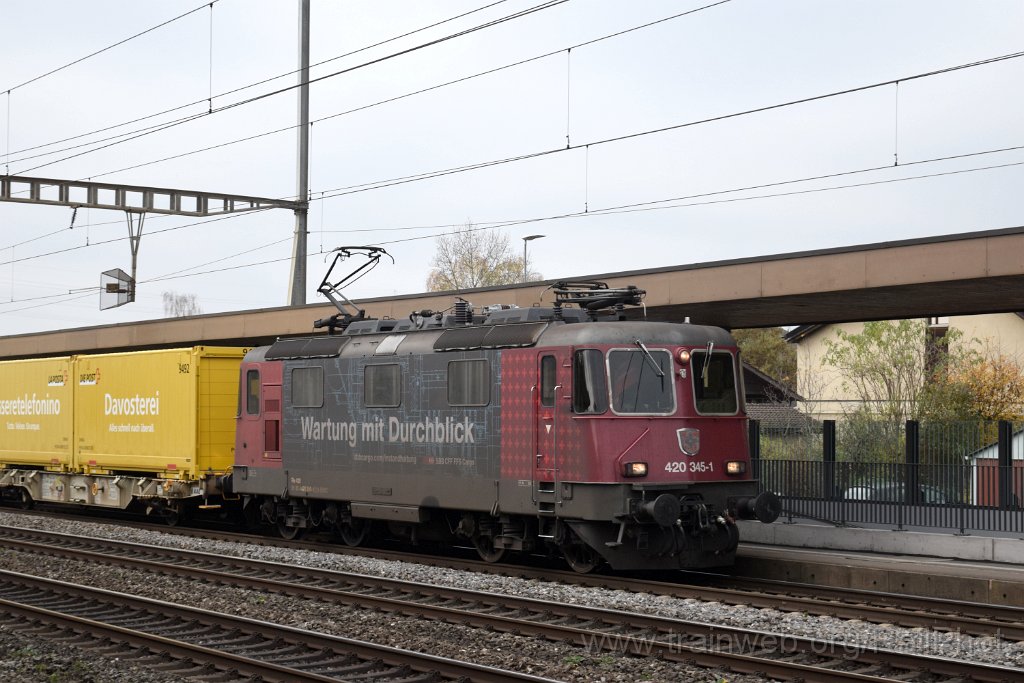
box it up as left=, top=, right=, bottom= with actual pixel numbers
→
left=701, top=341, right=714, bottom=387
left=633, top=339, right=665, bottom=377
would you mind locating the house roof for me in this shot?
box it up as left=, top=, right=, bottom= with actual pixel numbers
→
left=742, top=361, right=801, bottom=402
left=969, top=428, right=1024, bottom=461
left=783, top=324, right=821, bottom=344
left=746, top=402, right=820, bottom=432
left=784, top=313, right=1024, bottom=344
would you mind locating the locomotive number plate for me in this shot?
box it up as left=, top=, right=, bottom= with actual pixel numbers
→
left=665, top=460, right=714, bottom=474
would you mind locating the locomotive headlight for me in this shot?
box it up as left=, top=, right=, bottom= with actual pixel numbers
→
left=726, top=460, right=747, bottom=475
left=677, top=349, right=691, bottom=364
left=623, top=462, right=648, bottom=477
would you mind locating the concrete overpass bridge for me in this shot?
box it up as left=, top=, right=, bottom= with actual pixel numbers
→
left=2, top=225, right=1023, bottom=359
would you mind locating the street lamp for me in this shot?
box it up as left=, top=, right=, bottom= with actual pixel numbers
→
left=522, top=234, right=545, bottom=282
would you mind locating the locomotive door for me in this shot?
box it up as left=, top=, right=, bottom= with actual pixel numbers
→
left=262, top=384, right=282, bottom=461
left=533, top=353, right=562, bottom=507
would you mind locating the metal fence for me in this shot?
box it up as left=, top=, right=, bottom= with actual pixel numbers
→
left=751, top=419, right=1024, bottom=534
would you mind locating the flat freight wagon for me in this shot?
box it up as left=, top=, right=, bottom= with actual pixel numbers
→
left=1, top=347, right=247, bottom=516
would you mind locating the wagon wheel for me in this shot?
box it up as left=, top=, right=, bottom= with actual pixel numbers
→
left=472, top=534, right=506, bottom=563
left=162, top=508, right=181, bottom=527
left=16, top=488, right=33, bottom=510
left=337, top=518, right=369, bottom=547
left=276, top=519, right=304, bottom=540
left=561, top=541, right=601, bottom=574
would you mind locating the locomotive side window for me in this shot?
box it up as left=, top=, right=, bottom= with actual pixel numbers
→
left=448, top=359, right=489, bottom=406
left=365, top=364, right=401, bottom=407
left=291, top=366, right=323, bottom=408
left=540, top=355, right=556, bottom=407
left=573, top=349, right=608, bottom=414
left=245, top=369, right=260, bottom=415
left=607, top=349, right=674, bottom=415
left=691, top=351, right=739, bottom=415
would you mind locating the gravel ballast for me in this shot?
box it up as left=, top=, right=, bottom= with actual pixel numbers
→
left=0, top=510, right=1021, bottom=682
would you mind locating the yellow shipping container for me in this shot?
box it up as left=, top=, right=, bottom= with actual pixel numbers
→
left=74, top=347, right=247, bottom=478
left=0, top=357, right=74, bottom=470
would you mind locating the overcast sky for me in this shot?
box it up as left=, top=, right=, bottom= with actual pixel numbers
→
left=1, top=0, right=1022, bottom=336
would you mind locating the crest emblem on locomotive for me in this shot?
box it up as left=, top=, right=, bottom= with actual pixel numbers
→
left=677, top=427, right=700, bottom=456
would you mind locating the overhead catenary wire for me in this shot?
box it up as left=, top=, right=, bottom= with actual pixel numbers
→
left=1, top=1, right=221, bottom=94
left=52, top=33, right=1022, bottom=199
left=360, top=159, right=1024, bottom=248
left=2, top=0, right=515, bottom=160
left=4, top=154, right=1021, bottom=317
left=0, top=207, right=274, bottom=268
left=1, top=6, right=1019, bottom=298
left=8, top=0, right=570, bottom=176
left=2, top=140, right=1022, bottom=271
left=305, top=49, right=1024, bottom=203
left=0, top=235, right=294, bottom=310
left=6, top=1, right=733, bottom=178
left=3, top=146, right=1020, bottom=288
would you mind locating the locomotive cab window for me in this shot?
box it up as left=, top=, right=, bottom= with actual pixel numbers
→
left=540, top=355, right=556, bottom=407
left=573, top=349, right=608, bottom=414
left=365, top=364, right=401, bottom=407
left=291, top=366, right=324, bottom=408
left=607, top=348, right=674, bottom=415
left=245, top=369, right=260, bottom=415
left=691, top=351, right=739, bottom=415
left=448, top=359, right=489, bottom=406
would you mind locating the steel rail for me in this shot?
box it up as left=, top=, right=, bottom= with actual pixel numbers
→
left=2, top=525, right=1021, bottom=683
left=0, top=568, right=556, bottom=683
left=3, top=516, right=1021, bottom=639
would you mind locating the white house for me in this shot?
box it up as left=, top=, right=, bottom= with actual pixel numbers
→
left=784, top=313, right=1024, bottom=421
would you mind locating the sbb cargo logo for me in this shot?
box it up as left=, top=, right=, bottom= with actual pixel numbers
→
left=47, top=371, right=68, bottom=387
left=79, top=369, right=101, bottom=386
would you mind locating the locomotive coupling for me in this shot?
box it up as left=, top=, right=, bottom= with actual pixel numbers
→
left=638, top=493, right=681, bottom=527
left=732, top=491, right=782, bottom=524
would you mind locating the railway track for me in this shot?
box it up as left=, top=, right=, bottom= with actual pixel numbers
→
left=0, top=566, right=555, bottom=683
left=1, top=524, right=1022, bottom=682
left=7, top=509, right=1024, bottom=638
left=7, top=508, right=1024, bottom=638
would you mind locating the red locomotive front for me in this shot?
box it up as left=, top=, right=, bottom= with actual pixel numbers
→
left=499, top=321, right=779, bottom=571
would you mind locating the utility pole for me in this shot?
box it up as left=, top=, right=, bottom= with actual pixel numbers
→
left=288, top=0, right=311, bottom=306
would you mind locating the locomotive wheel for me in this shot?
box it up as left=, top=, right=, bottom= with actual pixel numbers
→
left=472, top=534, right=506, bottom=563
left=241, top=500, right=261, bottom=531
left=337, top=519, right=369, bottom=547
left=561, top=542, right=601, bottom=574
left=276, top=519, right=304, bottom=540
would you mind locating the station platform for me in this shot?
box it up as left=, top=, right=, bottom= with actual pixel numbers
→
left=737, top=518, right=1024, bottom=564
left=735, top=519, right=1024, bottom=604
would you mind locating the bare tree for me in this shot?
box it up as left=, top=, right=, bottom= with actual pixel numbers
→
left=162, top=291, right=203, bottom=317
left=425, top=224, right=540, bottom=291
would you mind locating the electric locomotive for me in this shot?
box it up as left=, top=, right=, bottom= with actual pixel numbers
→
left=231, top=248, right=779, bottom=572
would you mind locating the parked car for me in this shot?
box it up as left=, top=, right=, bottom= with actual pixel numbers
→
left=843, top=483, right=948, bottom=504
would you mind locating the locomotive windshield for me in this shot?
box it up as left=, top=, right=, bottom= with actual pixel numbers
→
left=573, top=349, right=609, bottom=414
left=607, top=348, right=674, bottom=414
left=691, top=350, right=739, bottom=415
